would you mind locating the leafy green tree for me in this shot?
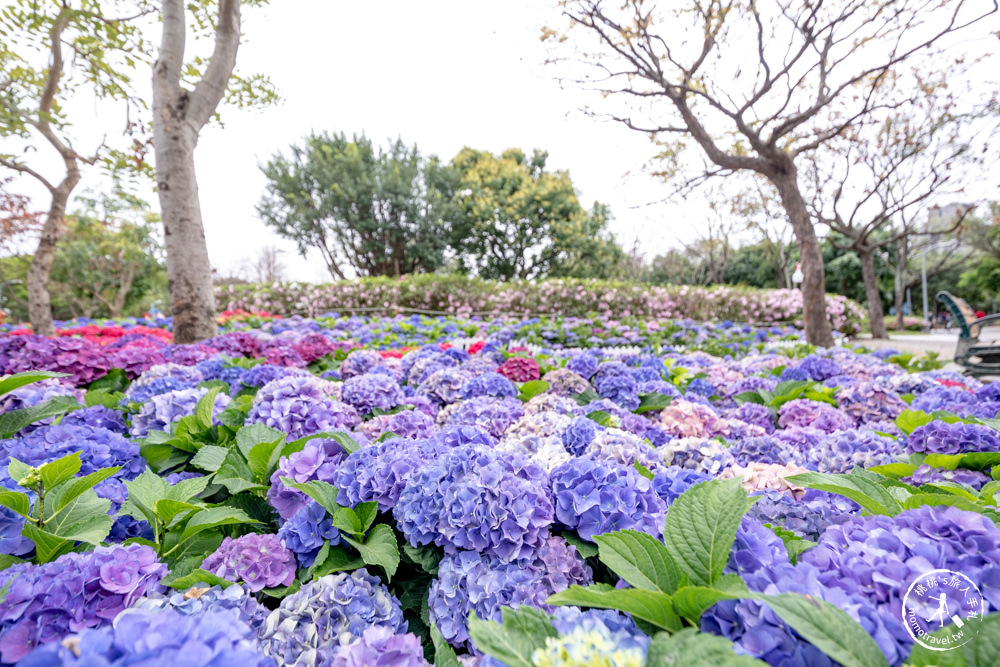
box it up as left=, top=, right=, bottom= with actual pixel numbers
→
left=0, top=0, right=150, bottom=335
left=958, top=204, right=1000, bottom=308
left=448, top=148, right=622, bottom=281
left=50, top=195, right=166, bottom=319
left=259, top=133, right=451, bottom=279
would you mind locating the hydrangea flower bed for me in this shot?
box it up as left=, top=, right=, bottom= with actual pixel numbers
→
left=0, top=313, right=997, bottom=667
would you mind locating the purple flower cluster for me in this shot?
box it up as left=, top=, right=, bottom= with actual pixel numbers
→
left=0, top=545, right=166, bottom=663
left=132, top=582, right=268, bottom=631
left=17, top=607, right=274, bottom=667
left=906, top=420, right=1000, bottom=455
left=445, top=397, right=524, bottom=440
left=727, top=402, right=776, bottom=434
left=278, top=501, right=341, bottom=568
left=339, top=349, right=387, bottom=379
left=394, top=445, right=553, bottom=562
left=341, top=373, right=405, bottom=417
left=550, top=457, right=666, bottom=541
left=248, top=375, right=359, bottom=440
left=417, top=368, right=474, bottom=407
left=332, top=627, right=428, bottom=667
left=777, top=399, right=855, bottom=433
left=729, top=435, right=806, bottom=467
left=541, top=368, right=590, bottom=397
left=355, top=409, right=437, bottom=441
left=460, top=372, right=518, bottom=400
left=746, top=489, right=860, bottom=541
left=130, top=386, right=231, bottom=438
left=806, top=428, right=900, bottom=474
left=268, top=437, right=348, bottom=520
left=200, top=533, right=297, bottom=592
left=259, top=570, right=406, bottom=667
left=565, top=352, right=599, bottom=379
left=900, top=463, right=992, bottom=490
left=335, top=438, right=446, bottom=512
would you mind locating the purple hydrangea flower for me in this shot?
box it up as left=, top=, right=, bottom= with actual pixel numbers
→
left=335, top=438, right=446, bottom=512
left=460, top=372, right=518, bottom=400
left=900, top=463, right=992, bottom=490
left=339, top=350, right=387, bottom=380
left=806, top=428, right=900, bottom=473
left=796, top=355, right=842, bottom=381
left=906, top=421, right=1000, bottom=455
left=565, top=352, right=600, bottom=380
left=59, top=406, right=127, bottom=433
left=445, top=397, right=523, bottom=440
left=777, top=399, right=855, bottom=433
left=560, top=417, right=601, bottom=456
left=541, top=368, right=590, bottom=398
left=332, top=626, right=428, bottom=667
left=278, top=501, right=341, bottom=568
left=0, top=545, right=166, bottom=663
left=550, top=457, right=666, bottom=541
left=132, top=582, right=269, bottom=631
left=200, top=533, right=297, bottom=593
left=268, top=438, right=349, bottom=520
left=130, top=386, right=231, bottom=438
left=417, top=368, right=474, bottom=407
left=728, top=402, right=776, bottom=434
left=259, top=570, right=406, bottom=667
left=394, top=445, right=553, bottom=563
left=730, top=435, right=806, bottom=467
left=651, top=466, right=712, bottom=505
left=341, top=373, right=406, bottom=417
left=747, top=489, right=861, bottom=541
left=355, top=409, right=437, bottom=442
left=247, top=376, right=360, bottom=440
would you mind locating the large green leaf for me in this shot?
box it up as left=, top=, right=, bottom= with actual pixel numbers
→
left=84, top=389, right=126, bottom=409
left=593, top=529, right=684, bottom=594
left=164, top=569, right=236, bottom=591
left=20, top=523, right=74, bottom=563
left=167, top=473, right=214, bottom=503
left=467, top=606, right=557, bottom=667
left=661, top=478, right=757, bottom=588
left=281, top=478, right=341, bottom=515
left=0, top=490, right=29, bottom=518
left=646, top=628, right=769, bottom=666
left=178, top=507, right=257, bottom=544
left=193, top=387, right=222, bottom=431
left=672, top=574, right=749, bottom=624
left=190, top=445, right=230, bottom=472
left=635, top=392, right=674, bottom=414
left=895, top=409, right=936, bottom=435
left=785, top=471, right=905, bottom=516
left=0, top=396, right=81, bottom=438
left=517, top=380, right=550, bottom=403
left=759, top=594, right=890, bottom=667
left=6, top=459, right=32, bottom=487
left=312, top=545, right=365, bottom=577
left=235, top=423, right=286, bottom=459
left=155, top=499, right=204, bottom=526
left=431, top=623, right=461, bottom=667
left=547, top=584, right=682, bottom=632
left=42, top=489, right=113, bottom=544
left=215, top=449, right=265, bottom=494
left=0, top=371, right=69, bottom=396
left=343, top=524, right=399, bottom=581
left=38, top=452, right=83, bottom=492
left=46, top=466, right=121, bottom=516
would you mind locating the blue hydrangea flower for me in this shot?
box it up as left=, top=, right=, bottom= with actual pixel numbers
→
left=247, top=376, right=359, bottom=440
left=395, top=445, right=553, bottom=563
left=259, top=569, right=406, bottom=667
left=730, top=435, right=806, bottom=467
left=461, top=372, right=518, bottom=400
left=560, top=417, right=601, bottom=457
left=806, top=428, right=900, bottom=473
left=550, top=457, right=666, bottom=541
left=341, top=373, right=406, bottom=417
left=906, top=420, right=1000, bottom=455
left=746, top=489, right=860, bottom=541
left=565, top=353, right=599, bottom=380
left=445, top=397, right=523, bottom=440
left=268, top=438, right=348, bottom=520
left=332, top=626, right=428, bottom=667
left=278, top=501, right=341, bottom=568
left=130, top=386, right=231, bottom=438
left=132, top=582, right=269, bottom=631
left=335, top=438, right=446, bottom=512
left=651, top=466, right=711, bottom=505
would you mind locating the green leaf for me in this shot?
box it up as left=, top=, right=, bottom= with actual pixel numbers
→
left=312, top=545, right=365, bottom=577
left=646, top=628, right=768, bottom=666
left=0, top=555, right=26, bottom=572
left=235, top=423, right=286, bottom=459
left=324, top=431, right=362, bottom=455
left=561, top=531, right=598, bottom=559
left=343, top=524, right=399, bottom=581
left=120, top=469, right=171, bottom=526
left=467, top=606, right=558, bottom=667
left=164, top=569, right=236, bottom=591
left=869, top=463, right=917, bottom=479
left=402, top=543, right=443, bottom=575
left=785, top=471, right=905, bottom=516
left=281, top=478, right=340, bottom=515
left=167, top=474, right=214, bottom=503
left=84, top=389, right=125, bottom=409
left=139, top=442, right=190, bottom=473
left=0, top=396, right=81, bottom=438
left=42, top=489, right=113, bottom=544
left=247, top=439, right=286, bottom=481
left=517, top=380, right=550, bottom=402
left=20, top=523, right=74, bottom=563
left=572, top=388, right=600, bottom=406
left=47, top=466, right=121, bottom=515
left=593, top=529, right=684, bottom=594
left=633, top=460, right=654, bottom=480
left=661, top=478, right=757, bottom=588
left=906, top=612, right=1000, bottom=666
left=38, top=452, right=83, bottom=491
left=6, top=459, right=32, bottom=486
left=155, top=499, right=203, bottom=525
left=431, top=623, right=461, bottom=667
left=759, top=593, right=890, bottom=667
left=635, top=392, right=674, bottom=413
left=88, top=369, right=130, bottom=393
left=734, top=391, right=766, bottom=406
left=190, top=445, right=230, bottom=472
left=354, top=502, right=378, bottom=532
left=547, top=584, right=682, bottom=632
left=586, top=410, right=616, bottom=427
left=896, top=409, right=935, bottom=435
left=0, top=490, right=30, bottom=518
left=216, top=449, right=266, bottom=494
left=0, top=371, right=69, bottom=396
left=261, top=580, right=301, bottom=599
left=193, top=387, right=222, bottom=431
left=178, top=507, right=257, bottom=545
left=671, top=574, right=749, bottom=624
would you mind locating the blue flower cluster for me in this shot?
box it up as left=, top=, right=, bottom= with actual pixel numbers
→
left=461, top=372, right=518, bottom=400
left=334, top=437, right=446, bottom=512
left=340, top=373, right=406, bottom=416
left=550, top=457, right=666, bottom=541
left=277, top=501, right=341, bottom=568
left=906, top=420, right=1000, bottom=455
left=805, top=428, right=899, bottom=473
left=130, top=386, right=230, bottom=437
left=395, top=445, right=553, bottom=562
left=248, top=375, right=360, bottom=440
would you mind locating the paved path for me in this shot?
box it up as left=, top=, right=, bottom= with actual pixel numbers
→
left=850, top=328, right=1000, bottom=379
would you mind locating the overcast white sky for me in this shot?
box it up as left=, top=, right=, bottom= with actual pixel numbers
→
left=7, top=0, right=994, bottom=282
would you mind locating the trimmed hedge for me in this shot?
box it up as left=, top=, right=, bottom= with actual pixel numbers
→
left=215, top=276, right=867, bottom=334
